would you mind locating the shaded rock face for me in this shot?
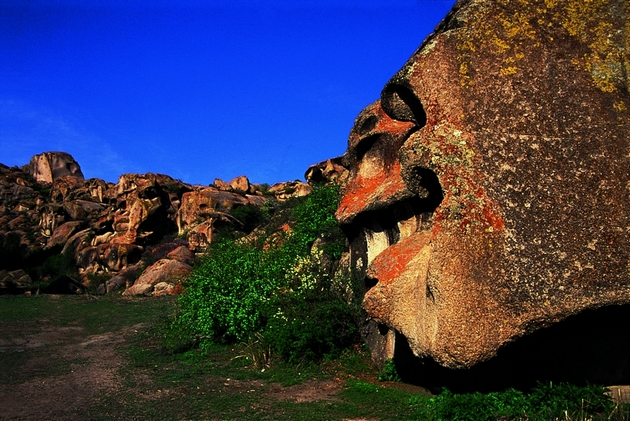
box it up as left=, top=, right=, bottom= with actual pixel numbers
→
left=25, top=152, right=84, bottom=184
left=337, top=0, right=630, bottom=386
left=0, top=269, right=33, bottom=294
left=40, top=275, right=86, bottom=294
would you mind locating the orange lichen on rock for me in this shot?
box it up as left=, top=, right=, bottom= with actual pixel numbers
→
left=366, top=232, right=431, bottom=286
left=336, top=161, right=408, bottom=222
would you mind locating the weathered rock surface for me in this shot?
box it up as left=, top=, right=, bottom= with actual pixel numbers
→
left=167, top=245, right=195, bottom=265
left=269, top=181, right=313, bottom=202
left=24, top=152, right=84, bottom=184
left=305, top=157, right=349, bottom=185
left=176, top=186, right=263, bottom=252
left=1, top=152, right=290, bottom=296
left=336, top=0, right=630, bottom=388
left=123, top=258, right=192, bottom=296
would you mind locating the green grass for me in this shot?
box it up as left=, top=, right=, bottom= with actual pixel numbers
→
left=0, top=293, right=173, bottom=333
left=1, top=294, right=628, bottom=421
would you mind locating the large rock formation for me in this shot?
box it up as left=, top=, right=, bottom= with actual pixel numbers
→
left=1, top=153, right=313, bottom=296
left=177, top=185, right=263, bottom=252
left=336, top=0, right=630, bottom=389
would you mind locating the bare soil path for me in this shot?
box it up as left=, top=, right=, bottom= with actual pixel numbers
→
left=0, top=295, right=427, bottom=421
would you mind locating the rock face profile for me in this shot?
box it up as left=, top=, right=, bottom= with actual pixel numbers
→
left=336, top=0, right=630, bottom=389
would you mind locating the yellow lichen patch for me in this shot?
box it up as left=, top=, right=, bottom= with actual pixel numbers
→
left=454, top=0, right=629, bottom=94
left=554, top=0, right=629, bottom=94
left=458, top=58, right=473, bottom=88
left=500, top=66, right=518, bottom=76
left=455, top=1, right=543, bottom=86
left=613, top=100, right=627, bottom=112
left=492, top=36, right=512, bottom=53
left=544, top=0, right=557, bottom=8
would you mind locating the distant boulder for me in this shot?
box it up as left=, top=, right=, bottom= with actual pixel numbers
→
left=123, top=259, right=192, bottom=296
left=25, top=152, right=84, bottom=184
left=269, top=181, right=312, bottom=202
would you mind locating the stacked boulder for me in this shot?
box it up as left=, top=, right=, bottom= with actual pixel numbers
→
left=0, top=152, right=314, bottom=296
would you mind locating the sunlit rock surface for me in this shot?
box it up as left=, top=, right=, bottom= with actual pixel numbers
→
left=336, top=0, right=630, bottom=388
left=25, top=152, right=84, bottom=184
left=0, top=153, right=282, bottom=297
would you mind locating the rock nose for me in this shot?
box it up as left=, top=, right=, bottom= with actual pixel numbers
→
left=336, top=101, right=417, bottom=225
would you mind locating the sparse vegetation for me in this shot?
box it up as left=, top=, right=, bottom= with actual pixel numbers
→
left=378, top=358, right=401, bottom=382
left=407, top=382, right=623, bottom=421
left=2, top=284, right=629, bottom=420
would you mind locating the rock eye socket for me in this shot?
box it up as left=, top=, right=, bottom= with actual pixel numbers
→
left=356, top=134, right=379, bottom=161
left=381, top=83, right=427, bottom=128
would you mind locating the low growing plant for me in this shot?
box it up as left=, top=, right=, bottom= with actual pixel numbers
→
left=378, top=358, right=401, bottom=382
left=407, top=382, right=614, bottom=421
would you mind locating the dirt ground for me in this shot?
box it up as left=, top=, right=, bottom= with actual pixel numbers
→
left=0, top=320, right=369, bottom=420
left=0, top=322, right=140, bottom=420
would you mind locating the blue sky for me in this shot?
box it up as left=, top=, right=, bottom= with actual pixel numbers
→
left=1, top=0, right=455, bottom=185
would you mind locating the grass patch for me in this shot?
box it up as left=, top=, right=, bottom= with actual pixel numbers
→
left=0, top=294, right=175, bottom=334
left=2, top=294, right=628, bottom=421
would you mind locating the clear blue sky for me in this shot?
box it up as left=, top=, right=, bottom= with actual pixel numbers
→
left=1, top=0, right=455, bottom=185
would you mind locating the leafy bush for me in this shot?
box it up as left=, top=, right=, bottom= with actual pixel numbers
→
left=230, top=204, right=265, bottom=234
left=174, top=184, right=357, bottom=362
left=263, top=260, right=360, bottom=362
left=291, top=183, right=345, bottom=259
left=176, top=240, right=273, bottom=341
left=32, top=249, right=81, bottom=285
left=408, top=382, right=613, bottom=421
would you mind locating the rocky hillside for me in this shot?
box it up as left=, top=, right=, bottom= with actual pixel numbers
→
left=0, top=151, right=328, bottom=296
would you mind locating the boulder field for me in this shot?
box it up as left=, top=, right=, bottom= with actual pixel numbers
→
left=333, top=0, right=630, bottom=390
left=0, top=151, right=313, bottom=296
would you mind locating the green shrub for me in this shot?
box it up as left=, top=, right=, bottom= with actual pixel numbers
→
left=291, top=183, right=344, bottom=259
left=408, top=382, right=613, bottom=421
left=32, top=249, right=80, bottom=285
left=230, top=204, right=265, bottom=234
left=262, top=266, right=360, bottom=363
left=176, top=240, right=273, bottom=341
left=174, top=184, right=358, bottom=363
